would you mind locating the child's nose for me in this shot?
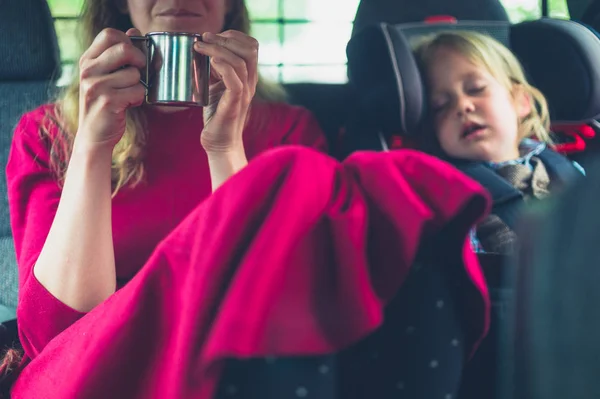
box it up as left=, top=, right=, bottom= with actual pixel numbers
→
left=455, top=96, right=475, bottom=115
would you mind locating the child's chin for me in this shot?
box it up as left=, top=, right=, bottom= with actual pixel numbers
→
left=458, top=149, right=495, bottom=163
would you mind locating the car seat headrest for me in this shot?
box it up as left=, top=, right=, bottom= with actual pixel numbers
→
left=0, top=0, right=62, bottom=81
left=352, top=0, right=509, bottom=39
left=511, top=19, right=600, bottom=122
left=347, top=18, right=600, bottom=138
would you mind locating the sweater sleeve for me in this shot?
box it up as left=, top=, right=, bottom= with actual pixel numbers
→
left=6, top=106, right=86, bottom=359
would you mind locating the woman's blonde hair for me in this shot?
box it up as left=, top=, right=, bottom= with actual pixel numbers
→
left=413, top=30, right=552, bottom=146
left=46, top=0, right=286, bottom=194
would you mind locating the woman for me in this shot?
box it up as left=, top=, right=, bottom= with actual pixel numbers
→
left=3, top=0, right=326, bottom=394
left=8, top=0, right=326, bottom=360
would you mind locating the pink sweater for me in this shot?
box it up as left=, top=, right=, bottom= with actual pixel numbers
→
left=6, top=102, right=327, bottom=360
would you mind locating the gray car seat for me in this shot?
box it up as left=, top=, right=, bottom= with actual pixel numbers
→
left=0, top=0, right=61, bottom=323
left=342, top=0, right=509, bottom=159
left=346, top=17, right=600, bottom=399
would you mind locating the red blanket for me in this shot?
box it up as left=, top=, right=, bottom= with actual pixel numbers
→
left=10, top=147, right=490, bottom=399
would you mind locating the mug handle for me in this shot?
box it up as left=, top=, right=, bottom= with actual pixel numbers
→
left=129, top=36, right=152, bottom=89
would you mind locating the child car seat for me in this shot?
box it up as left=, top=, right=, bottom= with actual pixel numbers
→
left=346, top=18, right=600, bottom=223
left=345, top=17, right=600, bottom=399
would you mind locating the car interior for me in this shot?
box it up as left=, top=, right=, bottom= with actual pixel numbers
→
left=2, top=0, right=600, bottom=397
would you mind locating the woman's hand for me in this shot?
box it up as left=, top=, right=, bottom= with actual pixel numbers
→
left=194, top=30, right=259, bottom=153
left=76, top=28, right=147, bottom=152
left=30, top=28, right=148, bottom=312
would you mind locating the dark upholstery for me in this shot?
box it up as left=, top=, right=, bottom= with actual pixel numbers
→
left=571, top=0, right=595, bottom=22
left=0, top=0, right=61, bottom=316
left=580, top=0, right=600, bottom=28
left=0, top=0, right=61, bottom=81
left=352, top=0, right=509, bottom=38
left=504, top=158, right=600, bottom=399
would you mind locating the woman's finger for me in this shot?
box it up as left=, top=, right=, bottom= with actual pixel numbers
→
left=195, top=41, right=249, bottom=88
left=199, top=32, right=258, bottom=87
left=217, top=31, right=259, bottom=88
left=105, top=66, right=142, bottom=90
left=81, top=42, right=147, bottom=79
left=83, top=28, right=132, bottom=61
left=210, top=57, right=245, bottom=104
left=112, top=84, right=147, bottom=110
left=80, top=73, right=146, bottom=113
left=219, top=30, right=259, bottom=47
left=80, top=67, right=143, bottom=103
left=125, top=28, right=143, bottom=38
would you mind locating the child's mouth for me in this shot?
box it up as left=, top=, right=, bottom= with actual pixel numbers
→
left=462, top=123, right=487, bottom=139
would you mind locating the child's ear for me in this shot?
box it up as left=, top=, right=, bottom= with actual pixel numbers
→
left=513, top=84, right=533, bottom=119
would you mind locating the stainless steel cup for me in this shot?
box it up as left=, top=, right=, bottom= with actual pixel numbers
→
left=131, top=32, right=209, bottom=107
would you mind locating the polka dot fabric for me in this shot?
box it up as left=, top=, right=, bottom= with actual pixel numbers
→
left=215, top=259, right=466, bottom=399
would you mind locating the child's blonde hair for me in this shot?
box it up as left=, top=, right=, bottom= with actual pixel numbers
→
left=413, top=30, right=552, bottom=144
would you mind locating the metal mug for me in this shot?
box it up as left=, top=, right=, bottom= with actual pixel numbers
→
left=131, top=32, right=209, bottom=107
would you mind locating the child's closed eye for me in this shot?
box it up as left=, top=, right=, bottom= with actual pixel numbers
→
left=467, top=85, right=487, bottom=95
left=430, top=101, right=448, bottom=114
